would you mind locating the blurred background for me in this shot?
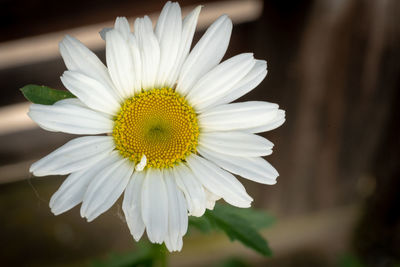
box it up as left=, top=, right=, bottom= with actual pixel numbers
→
left=1, top=0, right=399, bottom=266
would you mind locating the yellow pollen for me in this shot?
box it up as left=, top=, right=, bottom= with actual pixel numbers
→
left=113, top=87, right=199, bottom=169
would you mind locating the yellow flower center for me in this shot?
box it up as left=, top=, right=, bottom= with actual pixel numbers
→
left=113, top=88, right=199, bottom=169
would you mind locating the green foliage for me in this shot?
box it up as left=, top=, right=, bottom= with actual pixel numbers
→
left=188, top=215, right=214, bottom=233
left=93, top=204, right=274, bottom=267
left=212, top=204, right=275, bottom=230
left=190, top=203, right=274, bottom=257
left=338, top=253, right=365, bottom=267
left=20, top=84, right=75, bottom=105
left=215, top=257, right=251, bottom=267
left=206, top=204, right=272, bottom=256
left=92, top=243, right=167, bottom=267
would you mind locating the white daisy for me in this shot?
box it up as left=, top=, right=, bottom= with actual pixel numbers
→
left=28, top=1, right=285, bottom=252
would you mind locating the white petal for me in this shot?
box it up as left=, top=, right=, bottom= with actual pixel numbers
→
left=30, top=136, right=114, bottom=176
left=212, top=60, right=268, bottom=107
left=165, top=232, right=183, bottom=252
left=245, top=109, right=286, bottom=133
left=204, top=188, right=221, bottom=210
left=106, top=29, right=136, bottom=98
left=164, top=235, right=176, bottom=252
left=141, top=168, right=168, bottom=243
left=81, top=153, right=133, bottom=222
left=49, top=169, right=91, bottom=215
left=53, top=98, right=86, bottom=107
left=155, top=2, right=182, bottom=88
left=187, top=53, right=256, bottom=111
left=114, top=17, right=131, bottom=40
left=61, top=71, right=120, bottom=115
left=28, top=99, right=113, bottom=134
left=100, top=17, right=132, bottom=41
left=198, top=101, right=280, bottom=133
left=187, top=154, right=252, bottom=208
left=134, top=16, right=160, bottom=90
left=163, top=169, right=188, bottom=251
left=165, top=5, right=201, bottom=87
left=59, top=35, right=114, bottom=90
left=123, top=171, right=145, bottom=241
left=199, top=131, right=273, bottom=157
left=173, top=164, right=206, bottom=217
left=127, top=34, right=142, bottom=93
left=50, top=152, right=117, bottom=215
left=176, top=15, right=232, bottom=95
left=99, top=27, right=112, bottom=40
left=113, top=18, right=142, bottom=93
left=198, top=145, right=278, bottom=185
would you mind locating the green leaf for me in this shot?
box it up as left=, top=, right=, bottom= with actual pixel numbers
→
left=215, top=258, right=251, bottom=267
left=212, top=204, right=275, bottom=230
left=20, top=84, right=75, bottom=105
left=205, top=204, right=273, bottom=257
left=189, top=215, right=214, bottom=233
left=92, top=251, right=153, bottom=267
left=92, top=242, right=166, bottom=267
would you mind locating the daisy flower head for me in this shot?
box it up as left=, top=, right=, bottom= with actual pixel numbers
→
left=28, top=2, right=285, bottom=252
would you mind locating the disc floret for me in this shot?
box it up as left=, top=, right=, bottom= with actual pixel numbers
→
left=113, top=88, right=199, bottom=169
